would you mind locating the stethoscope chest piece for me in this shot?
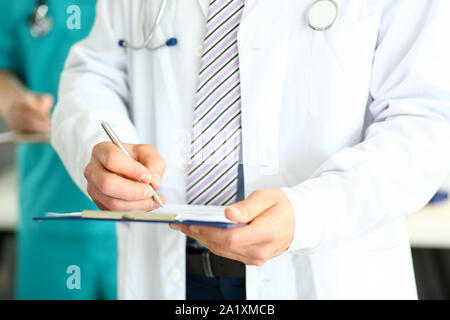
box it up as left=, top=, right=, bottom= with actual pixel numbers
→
left=29, top=3, right=52, bottom=38
left=308, top=0, right=339, bottom=31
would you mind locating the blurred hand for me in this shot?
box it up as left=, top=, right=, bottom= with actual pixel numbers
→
left=84, top=142, right=167, bottom=211
left=4, top=93, right=53, bottom=133
left=170, top=189, right=295, bottom=266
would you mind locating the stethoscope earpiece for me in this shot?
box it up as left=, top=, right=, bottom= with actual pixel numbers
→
left=118, top=39, right=128, bottom=48
left=166, top=37, right=178, bottom=47
left=308, top=0, right=339, bottom=31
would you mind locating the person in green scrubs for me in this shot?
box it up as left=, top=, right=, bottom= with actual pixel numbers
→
left=0, top=0, right=117, bottom=299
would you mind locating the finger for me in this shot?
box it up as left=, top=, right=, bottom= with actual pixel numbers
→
left=22, top=109, right=50, bottom=130
left=93, top=199, right=108, bottom=211
left=34, top=94, right=54, bottom=118
left=133, top=144, right=167, bottom=189
left=35, top=93, right=54, bottom=111
left=87, top=183, right=157, bottom=212
left=225, top=189, right=278, bottom=223
left=19, top=98, right=51, bottom=123
left=226, top=204, right=293, bottom=260
left=20, top=94, right=50, bottom=114
left=26, top=119, right=50, bottom=132
left=11, top=111, right=50, bottom=133
left=171, top=219, right=278, bottom=266
left=170, top=224, right=251, bottom=262
left=18, top=94, right=37, bottom=109
left=173, top=219, right=271, bottom=250
left=85, top=160, right=155, bottom=201
left=92, top=142, right=153, bottom=184
left=150, top=193, right=166, bottom=210
left=180, top=227, right=267, bottom=266
left=14, top=98, right=38, bottom=117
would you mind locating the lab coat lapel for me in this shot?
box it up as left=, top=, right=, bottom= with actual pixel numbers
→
left=197, top=0, right=209, bottom=18
left=240, top=0, right=260, bottom=22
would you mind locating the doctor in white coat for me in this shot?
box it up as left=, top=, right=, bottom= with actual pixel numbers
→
left=52, top=0, right=450, bottom=299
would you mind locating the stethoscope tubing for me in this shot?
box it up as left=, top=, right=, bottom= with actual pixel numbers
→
left=119, top=0, right=340, bottom=51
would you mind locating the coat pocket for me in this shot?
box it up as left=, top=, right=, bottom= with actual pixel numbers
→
left=307, top=1, right=382, bottom=117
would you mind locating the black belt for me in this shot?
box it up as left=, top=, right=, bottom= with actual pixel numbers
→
left=186, top=248, right=245, bottom=278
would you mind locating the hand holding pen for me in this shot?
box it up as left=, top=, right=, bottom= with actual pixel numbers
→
left=83, top=121, right=166, bottom=212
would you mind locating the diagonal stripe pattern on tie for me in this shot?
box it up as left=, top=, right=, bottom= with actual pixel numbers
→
left=186, top=0, right=245, bottom=206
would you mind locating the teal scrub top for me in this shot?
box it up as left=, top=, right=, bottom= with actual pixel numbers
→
left=0, top=0, right=114, bottom=239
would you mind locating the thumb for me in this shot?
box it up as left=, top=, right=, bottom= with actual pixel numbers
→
left=225, top=190, right=277, bottom=223
left=35, top=94, right=54, bottom=113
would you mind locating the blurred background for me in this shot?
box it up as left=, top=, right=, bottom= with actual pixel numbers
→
left=0, top=0, right=117, bottom=300
left=0, top=120, right=16, bottom=299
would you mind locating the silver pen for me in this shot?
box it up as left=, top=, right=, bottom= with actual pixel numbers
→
left=101, top=121, right=164, bottom=208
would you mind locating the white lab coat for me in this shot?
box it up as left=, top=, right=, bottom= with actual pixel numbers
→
left=52, top=0, right=450, bottom=299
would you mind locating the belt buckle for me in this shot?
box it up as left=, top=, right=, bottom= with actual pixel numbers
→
left=201, top=250, right=215, bottom=278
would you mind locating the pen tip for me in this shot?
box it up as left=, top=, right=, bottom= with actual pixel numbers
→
left=154, top=196, right=164, bottom=208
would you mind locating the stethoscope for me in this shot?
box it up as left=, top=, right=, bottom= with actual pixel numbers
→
left=308, top=0, right=339, bottom=31
left=29, top=0, right=52, bottom=38
left=27, top=0, right=338, bottom=47
left=118, top=0, right=178, bottom=50
left=119, top=0, right=339, bottom=51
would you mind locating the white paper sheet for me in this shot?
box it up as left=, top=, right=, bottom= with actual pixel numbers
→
left=46, top=212, right=83, bottom=217
left=45, top=204, right=233, bottom=224
left=153, top=204, right=231, bottom=223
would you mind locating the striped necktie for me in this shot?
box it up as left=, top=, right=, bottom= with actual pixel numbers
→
left=186, top=0, right=245, bottom=206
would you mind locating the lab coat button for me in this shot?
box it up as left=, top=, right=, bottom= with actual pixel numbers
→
left=169, top=268, right=181, bottom=281
left=195, top=45, right=203, bottom=57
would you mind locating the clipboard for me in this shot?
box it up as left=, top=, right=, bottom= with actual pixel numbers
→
left=33, top=204, right=247, bottom=229
left=0, top=131, right=50, bottom=144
